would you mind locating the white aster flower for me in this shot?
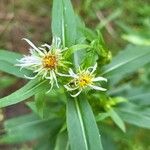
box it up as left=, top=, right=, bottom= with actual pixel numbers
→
left=16, top=37, right=68, bottom=91
left=64, top=63, right=107, bottom=97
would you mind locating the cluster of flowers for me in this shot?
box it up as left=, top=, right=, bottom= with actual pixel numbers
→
left=16, top=37, right=107, bottom=97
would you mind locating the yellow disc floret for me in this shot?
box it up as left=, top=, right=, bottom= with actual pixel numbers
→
left=42, top=54, right=58, bottom=69
left=78, top=73, right=93, bottom=88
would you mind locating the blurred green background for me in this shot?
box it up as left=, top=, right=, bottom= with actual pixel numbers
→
left=0, top=0, right=150, bottom=149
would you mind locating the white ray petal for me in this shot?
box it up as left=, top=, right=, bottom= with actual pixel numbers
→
left=64, top=85, right=78, bottom=91
left=42, top=70, right=48, bottom=78
left=29, top=48, right=35, bottom=54
left=24, top=74, right=37, bottom=79
left=46, top=73, right=54, bottom=92
left=16, top=63, right=34, bottom=67
left=52, top=37, right=61, bottom=48
left=70, top=90, right=82, bottom=97
left=38, top=47, right=48, bottom=54
left=51, top=70, right=59, bottom=88
left=45, top=76, right=52, bottom=79
left=22, top=38, right=39, bottom=51
left=91, top=63, right=97, bottom=74
left=89, top=84, right=107, bottom=91
left=42, top=44, right=51, bottom=49
left=23, top=38, right=45, bottom=57
left=92, top=77, right=107, bottom=82
left=56, top=72, right=71, bottom=77
left=61, top=47, right=68, bottom=52
left=46, top=81, right=54, bottom=93
left=34, top=67, right=43, bottom=73
left=69, top=68, right=78, bottom=78
left=24, top=67, right=44, bottom=79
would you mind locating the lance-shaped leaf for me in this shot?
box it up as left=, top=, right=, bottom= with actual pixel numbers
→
left=115, top=103, right=150, bottom=129
left=0, top=79, right=48, bottom=108
left=64, top=44, right=90, bottom=58
left=0, top=50, right=22, bottom=63
left=0, top=76, right=17, bottom=89
left=67, top=95, right=103, bottom=150
left=0, top=114, right=62, bottom=144
left=103, top=45, right=150, bottom=84
left=108, top=108, right=126, bottom=132
left=0, top=50, right=31, bottom=78
left=52, top=0, right=76, bottom=47
left=54, top=131, right=69, bottom=150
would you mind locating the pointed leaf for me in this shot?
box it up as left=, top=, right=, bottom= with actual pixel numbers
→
left=103, top=45, right=150, bottom=84
left=0, top=80, right=48, bottom=108
left=67, top=95, right=103, bottom=150
left=0, top=50, right=22, bottom=64
left=52, top=0, right=76, bottom=47
left=116, top=104, right=150, bottom=129
left=0, top=118, right=62, bottom=143
left=0, top=50, right=32, bottom=78
left=54, top=131, right=69, bottom=150
left=108, top=109, right=126, bottom=132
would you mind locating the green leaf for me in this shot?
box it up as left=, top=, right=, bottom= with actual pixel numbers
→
left=117, top=110, right=150, bottom=129
left=116, top=104, right=150, bottom=129
left=122, top=33, right=150, bottom=46
left=35, top=92, right=46, bottom=118
left=4, top=113, right=38, bottom=130
left=116, top=102, right=150, bottom=117
left=80, top=27, right=97, bottom=42
left=0, top=60, right=31, bottom=78
left=108, top=109, right=126, bottom=132
left=0, top=117, right=62, bottom=143
left=67, top=95, right=103, bottom=150
left=103, top=45, right=150, bottom=83
left=0, top=50, right=32, bottom=78
left=0, top=76, right=17, bottom=89
left=128, top=92, right=150, bottom=106
left=96, top=112, right=110, bottom=121
left=35, top=137, right=56, bottom=150
left=64, top=44, right=90, bottom=58
left=109, top=84, right=150, bottom=106
left=0, top=50, right=22, bottom=64
left=123, top=87, right=150, bottom=106
left=0, top=79, right=48, bottom=108
left=54, top=131, right=70, bottom=150
left=52, top=0, right=76, bottom=47
left=101, top=133, right=117, bottom=150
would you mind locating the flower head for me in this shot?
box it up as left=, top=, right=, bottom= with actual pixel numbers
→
left=64, top=63, right=107, bottom=97
left=16, top=37, right=68, bottom=91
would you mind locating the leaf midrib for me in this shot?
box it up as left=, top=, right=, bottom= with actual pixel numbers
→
left=75, top=99, right=88, bottom=150
left=62, top=0, right=66, bottom=47
left=103, top=50, right=150, bottom=75
left=0, top=80, right=46, bottom=107
left=128, top=93, right=150, bottom=100
left=8, top=118, right=51, bottom=132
